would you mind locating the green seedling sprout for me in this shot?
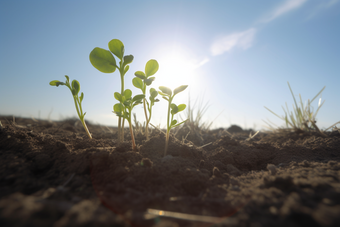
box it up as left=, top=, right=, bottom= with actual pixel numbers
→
left=158, top=85, right=188, bottom=156
left=49, top=75, right=92, bottom=139
left=89, top=39, right=133, bottom=143
left=133, top=59, right=160, bottom=139
left=263, top=81, right=339, bottom=134
left=113, top=89, right=145, bottom=150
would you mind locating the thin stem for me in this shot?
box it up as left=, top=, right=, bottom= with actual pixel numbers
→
left=143, top=99, right=149, bottom=139
left=129, top=120, right=136, bottom=151
left=122, top=118, right=125, bottom=142
left=164, top=96, right=173, bottom=156
left=164, top=130, right=170, bottom=156
left=118, top=117, right=121, bottom=142
left=73, top=96, right=92, bottom=139
left=73, top=96, right=82, bottom=120
left=119, top=68, right=125, bottom=143
left=81, top=119, right=92, bottom=139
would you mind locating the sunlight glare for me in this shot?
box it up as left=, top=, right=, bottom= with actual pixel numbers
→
left=154, top=45, right=208, bottom=92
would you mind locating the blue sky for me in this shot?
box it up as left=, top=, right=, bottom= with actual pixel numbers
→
left=1, top=0, right=339, bottom=130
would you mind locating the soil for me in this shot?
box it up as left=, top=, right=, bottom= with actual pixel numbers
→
left=0, top=115, right=339, bottom=227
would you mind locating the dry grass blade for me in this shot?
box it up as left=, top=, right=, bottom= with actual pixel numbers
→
left=183, top=94, right=212, bottom=132
left=179, top=94, right=223, bottom=144
left=146, top=208, right=224, bottom=223
left=263, top=81, right=335, bottom=134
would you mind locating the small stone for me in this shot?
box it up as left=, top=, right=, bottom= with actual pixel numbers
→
left=141, top=158, right=153, bottom=167
left=267, top=164, right=277, bottom=175
left=213, top=167, right=221, bottom=177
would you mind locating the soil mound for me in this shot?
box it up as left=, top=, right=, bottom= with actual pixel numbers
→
left=1, top=116, right=340, bottom=227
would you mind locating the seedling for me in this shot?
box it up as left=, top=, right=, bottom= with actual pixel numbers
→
left=89, top=39, right=133, bottom=143
left=264, top=81, right=339, bottom=134
left=158, top=85, right=188, bottom=156
left=113, top=89, right=145, bottom=150
left=133, top=59, right=160, bottom=139
left=49, top=75, right=92, bottom=139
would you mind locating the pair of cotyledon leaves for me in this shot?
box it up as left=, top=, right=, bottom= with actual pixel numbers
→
left=158, top=85, right=188, bottom=99
left=89, top=39, right=133, bottom=74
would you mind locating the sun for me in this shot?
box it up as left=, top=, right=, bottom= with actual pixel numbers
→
left=152, top=45, right=208, bottom=92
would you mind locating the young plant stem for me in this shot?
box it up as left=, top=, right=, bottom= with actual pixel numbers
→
left=119, top=67, right=125, bottom=143
left=122, top=119, right=125, bottom=141
left=118, top=117, right=121, bottom=142
left=128, top=120, right=137, bottom=151
left=143, top=99, right=149, bottom=139
left=81, top=119, right=92, bottom=139
left=73, top=97, right=92, bottom=139
left=165, top=130, right=170, bottom=156
left=164, top=96, right=173, bottom=156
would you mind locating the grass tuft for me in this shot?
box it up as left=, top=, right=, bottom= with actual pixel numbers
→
left=264, top=81, right=340, bottom=135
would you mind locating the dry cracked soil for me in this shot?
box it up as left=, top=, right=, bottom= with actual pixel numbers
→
left=0, top=116, right=340, bottom=227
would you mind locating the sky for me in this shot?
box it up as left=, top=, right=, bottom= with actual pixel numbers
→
left=1, top=0, right=339, bottom=131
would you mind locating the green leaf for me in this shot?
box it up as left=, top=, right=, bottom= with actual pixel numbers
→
left=135, top=71, right=146, bottom=80
left=80, top=92, right=84, bottom=103
left=162, top=96, right=169, bottom=101
left=108, top=39, right=124, bottom=60
left=144, top=77, right=155, bottom=86
left=172, top=120, right=187, bottom=128
left=132, top=94, right=145, bottom=102
left=124, top=65, right=129, bottom=75
left=150, top=89, right=158, bottom=98
left=133, top=101, right=143, bottom=108
left=124, top=89, right=132, bottom=100
left=124, top=112, right=129, bottom=119
left=114, top=92, right=122, bottom=102
left=124, top=100, right=131, bottom=107
left=171, top=103, right=178, bottom=115
left=114, top=103, right=124, bottom=112
left=71, top=80, right=80, bottom=96
left=145, top=59, right=159, bottom=77
left=65, top=75, right=70, bottom=83
left=113, top=111, right=123, bottom=117
left=171, top=119, right=177, bottom=126
left=177, top=104, right=186, bottom=112
left=133, top=77, right=144, bottom=90
left=123, top=55, right=134, bottom=65
left=150, top=88, right=156, bottom=94
left=49, top=80, right=61, bottom=86
left=89, top=47, right=117, bottom=73
left=173, top=85, right=188, bottom=96
left=158, top=91, right=167, bottom=96
left=159, top=86, right=172, bottom=96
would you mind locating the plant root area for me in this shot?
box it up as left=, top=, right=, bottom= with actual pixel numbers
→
left=1, top=116, right=340, bottom=227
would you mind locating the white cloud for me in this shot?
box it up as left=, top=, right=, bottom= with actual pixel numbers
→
left=261, top=0, right=307, bottom=23
left=195, top=57, right=210, bottom=68
left=306, top=0, right=339, bottom=19
left=210, top=28, right=257, bottom=56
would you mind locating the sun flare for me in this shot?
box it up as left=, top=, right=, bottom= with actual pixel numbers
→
left=153, top=45, right=209, bottom=92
